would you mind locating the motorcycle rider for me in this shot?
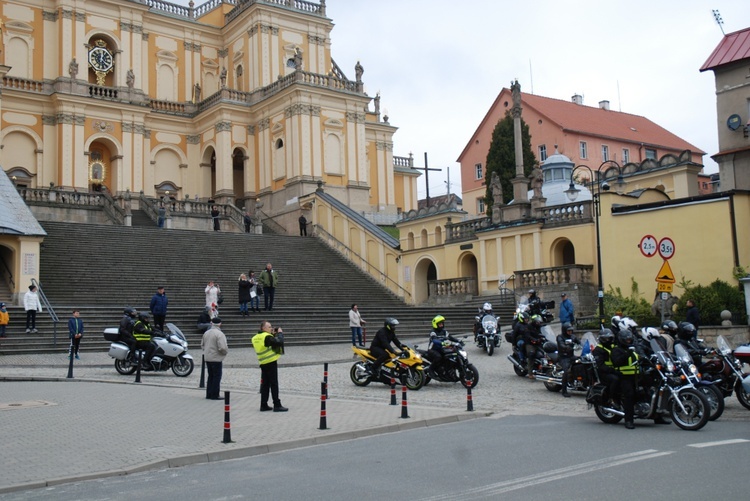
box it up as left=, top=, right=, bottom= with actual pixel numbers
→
left=512, top=311, right=531, bottom=364
left=557, top=322, right=580, bottom=398
left=119, top=307, right=138, bottom=361
left=474, top=302, right=493, bottom=341
left=611, top=329, right=640, bottom=429
left=610, top=315, right=622, bottom=334
left=428, top=315, right=460, bottom=376
left=133, top=311, right=157, bottom=367
left=674, top=322, right=705, bottom=365
left=524, top=314, right=544, bottom=379
left=369, top=318, right=406, bottom=377
left=592, top=329, right=619, bottom=405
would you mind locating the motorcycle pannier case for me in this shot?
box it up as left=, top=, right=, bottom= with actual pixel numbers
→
left=585, top=383, right=607, bottom=404
left=103, top=328, right=120, bottom=342
left=504, top=331, right=514, bottom=343
left=108, top=342, right=130, bottom=360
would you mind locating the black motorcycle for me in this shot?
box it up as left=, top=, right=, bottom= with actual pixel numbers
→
left=699, top=335, right=750, bottom=410
left=586, top=337, right=711, bottom=431
left=534, top=332, right=598, bottom=393
left=506, top=325, right=558, bottom=383
left=416, top=337, right=479, bottom=389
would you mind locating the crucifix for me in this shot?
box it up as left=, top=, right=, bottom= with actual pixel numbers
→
left=413, top=152, right=442, bottom=206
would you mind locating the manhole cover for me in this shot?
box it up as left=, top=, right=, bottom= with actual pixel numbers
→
left=0, top=400, right=57, bottom=410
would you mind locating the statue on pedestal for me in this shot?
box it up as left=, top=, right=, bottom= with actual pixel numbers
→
left=529, top=167, right=544, bottom=199
left=490, top=172, right=504, bottom=206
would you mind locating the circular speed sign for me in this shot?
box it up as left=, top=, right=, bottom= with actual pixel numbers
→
left=658, top=237, right=675, bottom=260
left=639, top=235, right=657, bottom=257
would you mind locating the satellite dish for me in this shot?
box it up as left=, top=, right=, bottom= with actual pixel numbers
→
left=727, top=114, right=742, bottom=131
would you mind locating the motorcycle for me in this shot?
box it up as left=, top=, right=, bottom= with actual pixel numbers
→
left=534, top=332, right=598, bottom=394
left=416, top=336, right=479, bottom=389
left=350, top=345, right=425, bottom=391
left=699, top=335, right=750, bottom=410
left=673, top=342, right=724, bottom=421
left=474, top=314, right=501, bottom=356
left=586, top=337, right=711, bottom=431
left=506, top=325, right=558, bottom=383
left=103, top=322, right=195, bottom=377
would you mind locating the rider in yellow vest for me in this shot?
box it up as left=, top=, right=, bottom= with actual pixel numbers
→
left=592, top=329, right=619, bottom=404
left=611, top=330, right=640, bottom=429
left=252, top=320, right=287, bottom=412
left=133, top=312, right=156, bottom=366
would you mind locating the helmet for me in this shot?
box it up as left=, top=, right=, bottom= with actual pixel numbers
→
left=661, top=320, right=678, bottom=335
left=641, top=327, right=660, bottom=341
left=123, top=307, right=137, bottom=318
left=482, top=302, right=493, bottom=314
left=677, top=322, right=696, bottom=341
left=137, top=312, right=150, bottom=322
left=610, top=315, right=622, bottom=331
left=517, top=311, right=530, bottom=323
left=530, top=314, right=543, bottom=326
left=618, top=330, right=635, bottom=347
left=384, top=317, right=399, bottom=331
left=562, top=322, right=574, bottom=333
left=431, top=315, right=446, bottom=330
left=598, top=328, right=615, bottom=346
left=618, top=317, right=638, bottom=334
left=528, top=289, right=536, bottom=295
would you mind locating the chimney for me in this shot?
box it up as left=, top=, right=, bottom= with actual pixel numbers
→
left=599, top=100, right=610, bottom=110
left=571, top=94, right=583, bottom=105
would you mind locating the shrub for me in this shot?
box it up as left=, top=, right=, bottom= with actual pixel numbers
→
left=602, top=278, right=661, bottom=328
left=675, top=279, right=747, bottom=326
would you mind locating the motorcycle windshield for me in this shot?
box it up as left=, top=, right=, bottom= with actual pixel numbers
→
left=652, top=339, right=671, bottom=366
left=540, top=325, right=557, bottom=343
left=674, top=343, right=693, bottom=366
left=482, top=316, right=498, bottom=332
left=717, top=335, right=732, bottom=356
left=165, top=322, right=186, bottom=342
left=580, top=332, right=597, bottom=358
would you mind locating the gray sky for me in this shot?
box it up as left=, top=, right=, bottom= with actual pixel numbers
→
left=181, top=0, right=750, bottom=198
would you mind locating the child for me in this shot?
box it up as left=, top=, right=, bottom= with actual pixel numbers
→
left=0, top=302, right=8, bottom=337
left=68, top=309, right=84, bottom=359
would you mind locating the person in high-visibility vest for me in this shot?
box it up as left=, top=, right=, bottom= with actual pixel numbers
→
left=252, top=321, right=287, bottom=412
left=133, top=312, right=156, bottom=367
left=611, top=330, right=640, bottom=429
left=592, top=329, right=619, bottom=404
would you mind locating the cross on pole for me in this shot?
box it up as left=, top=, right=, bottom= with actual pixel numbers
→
left=413, top=152, right=442, bottom=206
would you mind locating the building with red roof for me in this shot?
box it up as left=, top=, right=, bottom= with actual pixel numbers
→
left=700, top=27, right=750, bottom=191
left=459, top=87, right=706, bottom=215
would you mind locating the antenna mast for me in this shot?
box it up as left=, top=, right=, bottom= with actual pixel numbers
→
left=712, top=9, right=725, bottom=35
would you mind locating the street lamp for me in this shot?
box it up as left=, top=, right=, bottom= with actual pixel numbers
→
left=565, top=162, right=625, bottom=328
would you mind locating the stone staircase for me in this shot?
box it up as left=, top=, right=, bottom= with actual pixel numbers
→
left=130, top=209, right=156, bottom=227
left=0, top=222, right=482, bottom=354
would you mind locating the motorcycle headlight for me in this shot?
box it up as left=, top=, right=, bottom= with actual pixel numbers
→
left=183, top=342, right=188, bottom=349
left=688, top=364, right=697, bottom=375
left=666, top=360, right=675, bottom=373
left=459, top=350, right=467, bottom=358
left=414, top=353, right=422, bottom=361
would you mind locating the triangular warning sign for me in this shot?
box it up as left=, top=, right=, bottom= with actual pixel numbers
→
left=655, top=260, right=675, bottom=283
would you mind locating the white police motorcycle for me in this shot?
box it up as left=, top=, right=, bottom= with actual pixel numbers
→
left=474, top=304, right=501, bottom=356
left=103, top=322, right=194, bottom=377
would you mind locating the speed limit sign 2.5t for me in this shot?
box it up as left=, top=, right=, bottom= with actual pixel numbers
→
left=658, top=237, right=675, bottom=260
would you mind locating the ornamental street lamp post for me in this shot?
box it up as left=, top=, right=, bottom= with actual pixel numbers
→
left=565, top=162, right=624, bottom=328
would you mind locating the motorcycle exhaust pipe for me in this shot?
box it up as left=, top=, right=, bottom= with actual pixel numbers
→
left=600, top=406, right=625, bottom=417
left=533, top=375, right=562, bottom=384
left=507, top=354, right=524, bottom=369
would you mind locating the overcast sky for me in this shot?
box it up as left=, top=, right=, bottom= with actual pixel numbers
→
left=181, top=0, right=749, bottom=198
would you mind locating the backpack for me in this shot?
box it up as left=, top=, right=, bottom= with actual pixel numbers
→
left=217, top=291, right=224, bottom=305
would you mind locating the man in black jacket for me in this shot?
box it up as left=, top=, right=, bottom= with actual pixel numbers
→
left=611, top=330, right=639, bottom=429
left=557, top=322, right=580, bottom=397
left=119, top=307, right=138, bottom=361
left=593, top=329, right=619, bottom=404
left=369, top=317, right=405, bottom=376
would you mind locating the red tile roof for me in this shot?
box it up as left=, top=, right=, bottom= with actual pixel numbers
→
left=700, top=27, right=750, bottom=72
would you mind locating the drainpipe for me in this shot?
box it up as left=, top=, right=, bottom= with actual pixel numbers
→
left=728, top=192, right=740, bottom=268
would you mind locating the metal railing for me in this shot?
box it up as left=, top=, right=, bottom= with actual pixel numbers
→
left=314, top=224, right=410, bottom=299
left=31, top=278, right=60, bottom=346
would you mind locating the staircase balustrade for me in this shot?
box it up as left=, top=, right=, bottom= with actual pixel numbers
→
left=445, top=217, right=492, bottom=243
left=30, top=278, right=60, bottom=346
left=428, top=277, right=477, bottom=300
left=515, top=265, right=594, bottom=289
left=541, top=201, right=592, bottom=226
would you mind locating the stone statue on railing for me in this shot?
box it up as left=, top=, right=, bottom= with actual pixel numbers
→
left=123, top=189, right=132, bottom=216
left=374, top=92, right=380, bottom=116
left=490, top=172, right=503, bottom=207
left=220, top=67, right=227, bottom=88
left=293, top=47, right=303, bottom=70
left=529, top=166, right=544, bottom=199
left=354, top=60, right=363, bottom=82
left=193, top=83, right=201, bottom=103
left=69, top=58, right=79, bottom=79
left=126, top=69, right=135, bottom=89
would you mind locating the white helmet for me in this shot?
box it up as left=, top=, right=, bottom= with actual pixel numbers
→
left=640, top=327, right=659, bottom=341
left=482, top=302, right=492, bottom=313
left=618, top=317, right=638, bottom=334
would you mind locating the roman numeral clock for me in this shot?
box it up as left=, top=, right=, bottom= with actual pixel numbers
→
left=88, top=40, right=114, bottom=86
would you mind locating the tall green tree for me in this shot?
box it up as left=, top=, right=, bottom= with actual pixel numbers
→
left=484, top=111, right=538, bottom=212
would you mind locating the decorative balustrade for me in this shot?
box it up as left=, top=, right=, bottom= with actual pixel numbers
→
left=141, top=0, right=194, bottom=17
left=541, top=201, right=592, bottom=226
left=515, top=265, right=594, bottom=289
left=88, top=84, right=119, bottom=100
left=428, top=277, right=477, bottom=298
left=2, top=76, right=46, bottom=93
left=17, top=187, right=105, bottom=207
left=149, top=98, right=193, bottom=115
left=445, top=217, right=492, bottom=243
left=393, top=155, right=414, bottom=168
left=225, top=0, right=324, bottom=24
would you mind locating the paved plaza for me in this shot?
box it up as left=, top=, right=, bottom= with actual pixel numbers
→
left=1, top=338, right=747, bottom=494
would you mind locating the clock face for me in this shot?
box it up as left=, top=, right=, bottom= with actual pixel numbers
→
left=88, top=46, right=114, bottom=73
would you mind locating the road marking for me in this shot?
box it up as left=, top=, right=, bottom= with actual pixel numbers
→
left=687, top=439, right=749, bottom=448
left=419, top=449, right=674, bottom=500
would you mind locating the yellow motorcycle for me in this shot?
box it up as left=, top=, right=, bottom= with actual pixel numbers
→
left=350, top=345, right=425, bottom=390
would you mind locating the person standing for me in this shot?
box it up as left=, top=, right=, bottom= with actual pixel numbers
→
left=238, top=273, right=251, bottom=317
left=253, top=320, right=288, bottom=412
left=556, top=323, right=580, bottom=398
left=68, top=309, right=84, bottom=360
left=685, top=299, right=700, bottom=336
left=611, top=330, right=640, bottom=430
left=0, top=302, right=8, bottom=337
left=149, top=286, right=168, bottom=331
left=24, top=285, right=43, bottom=333
left=201, top=317, right=228, bottom=400
left=259, top=263, right=278, bottom=311
left=248, top=271, right=260, bottom=312
left=349, top=304, right=366, bottom=346
left=211, top=204, right=221, bottom=231
left=298, top=214, right=307, bottom=236
left=205, top=280, right=220, bottom=309
left=243, top=210, right=252, bottom=233
left=559, top=292, right=575, bottom=331
left=157, top=204, right=166, bottom=228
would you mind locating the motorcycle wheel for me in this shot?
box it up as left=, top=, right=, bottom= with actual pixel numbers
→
left=513, top=363, right=528, bottom=377
left=460, top=364, right=479, bottom=389
left=544, top=381, right=562, bottom=392
left=486, top=342, right=494, bottom=356
left=172, top=357, right=194, bottom=377
left=594, top=404, right=623, bottom=424
left=349, top=363, right=372, bottom=387
left=696, top=384, right=724, bottom=421
left=735, top=379, right=750, bottom=410
left=669, top=388, right=710, bottom=431
left=402, top=367, right=425, bottom=391
left=114, top=359, right=137, bottom=375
